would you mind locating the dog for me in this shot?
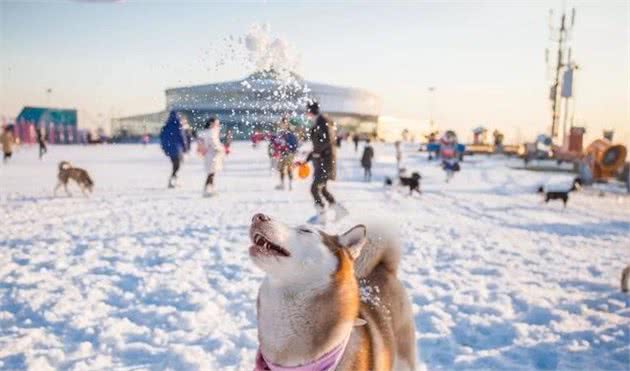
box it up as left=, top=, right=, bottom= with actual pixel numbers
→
left=384, top=171, right=422, bottom=196
left=399, top=172, right=422, bottom=195
left=249, top=213, right=415, bottom=371
left=537, top=177, right=582, bottom=207
left=55, top=161, right=94, bottom=197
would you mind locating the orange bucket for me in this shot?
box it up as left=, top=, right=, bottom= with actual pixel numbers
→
left=297, top=163, right=311, bottom=179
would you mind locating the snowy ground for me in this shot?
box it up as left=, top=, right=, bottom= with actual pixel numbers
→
left=1, top=142, right=629, bottom=370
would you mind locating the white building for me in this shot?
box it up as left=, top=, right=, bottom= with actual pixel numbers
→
left=112, top=70, right=382, bottom=139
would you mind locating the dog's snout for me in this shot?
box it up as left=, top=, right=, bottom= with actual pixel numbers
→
left=252, top=213, right=270, bottom=223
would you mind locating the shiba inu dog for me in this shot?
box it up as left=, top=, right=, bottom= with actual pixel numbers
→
left=55, top=161, right=94, bottom=197
left=249, top=213, right=416, bottom=371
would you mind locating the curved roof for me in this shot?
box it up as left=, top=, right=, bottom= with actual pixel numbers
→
left=165, top=70, right=382, bottom=117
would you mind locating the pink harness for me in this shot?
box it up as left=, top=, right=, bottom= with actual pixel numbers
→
left=254, top=336, right=350, bottom=371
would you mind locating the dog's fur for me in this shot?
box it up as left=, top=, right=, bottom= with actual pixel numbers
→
left=249, top=214, right=415, bottom=371
left=621, top=265, right=630, bottom=293
left=385, top=171, right=422, bottom=195
left=399, top=172, right=422, bottom=195
left=55, top=161, right=94, bottom=197
left=537, top=177, right=582, bottom=207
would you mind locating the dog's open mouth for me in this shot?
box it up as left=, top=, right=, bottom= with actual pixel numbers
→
left=250, top=233, right=291, bottom=257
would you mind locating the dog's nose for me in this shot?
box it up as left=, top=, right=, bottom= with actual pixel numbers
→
left=252, top=213, right=270, bottom=223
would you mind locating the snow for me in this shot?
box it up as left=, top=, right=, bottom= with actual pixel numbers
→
left=1, top=142, right=629, bottom=370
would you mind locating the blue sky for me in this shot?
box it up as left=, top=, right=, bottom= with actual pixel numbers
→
left=1, top=0, right=628, bottom=144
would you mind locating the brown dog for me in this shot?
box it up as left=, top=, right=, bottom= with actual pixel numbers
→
left=249, top=214, right=416, bottom=370
left=55, top=161, right=94, bottom=197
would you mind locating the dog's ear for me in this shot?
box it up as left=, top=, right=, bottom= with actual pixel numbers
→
left=338, top=225, right=367, bottom=260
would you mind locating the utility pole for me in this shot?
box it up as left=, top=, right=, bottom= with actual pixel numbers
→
left=547, top=8, right=576, bottom=142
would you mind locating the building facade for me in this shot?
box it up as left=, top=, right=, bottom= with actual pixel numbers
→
left=15, top=106, right=80, bottom=144
left=112, top=70, right=382, bottom=140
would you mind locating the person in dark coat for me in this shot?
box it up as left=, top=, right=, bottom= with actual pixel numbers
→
left=302, top=101, right=348, bottom=224
left=36, top=125, right=47, bottom=159
left=160, top=111, right=189, bottom=188
left=361, top=139, right=374, bottom=182
left=353, top=134, right=360, bottom=152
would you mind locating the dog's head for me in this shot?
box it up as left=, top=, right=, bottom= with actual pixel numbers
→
left=537, top=185, right=545, bottom=193
left=248, top=214, right=367, bottom=283
left=59, top=161, right=72, bottom=171
left=411, top=172, right=421, bottom=180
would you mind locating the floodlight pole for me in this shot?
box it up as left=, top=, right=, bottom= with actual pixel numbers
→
left=549, top=8, right=576, bottom=143
left=550, top=13, right=565, bottom=140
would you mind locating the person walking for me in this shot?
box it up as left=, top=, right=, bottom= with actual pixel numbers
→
left=197, top=117, right=225, bottom=197
left=159, top=111, right=189, bottom=188
left=267, top=132, right=277, bottom=174
left=395, top=140, right=403, bottom=171
left=302, top=101, right=348, bottom=224
left=1, top=125, right=15, bottom=163
left=36, top=125, right=47, bottom=159
left=223, top=128, right=233, bottom=155
left=274, top=117, right=299, bottom=190
left=361, top=139, right=374, bottom=182
left=440, top=130, right=461, bottom=182
left=353, top=133, right=360, bottom=152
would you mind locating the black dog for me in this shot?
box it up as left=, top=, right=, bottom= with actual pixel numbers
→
left=538, top=177, right=582, bottom=207
left=384, top=172, right=422, bottom=195
left=400, top=172, right=422, bottom=195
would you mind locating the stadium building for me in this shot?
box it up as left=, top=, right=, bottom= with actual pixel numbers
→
left=111, top=70, right=382, bottom=140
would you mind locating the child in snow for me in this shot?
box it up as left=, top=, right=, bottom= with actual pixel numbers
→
left=274, top=117, right=299, bottom=190
left=361, top=139, right=374, bottom=182
left=440, top=130, right=461, bottom=182
left=1, top=126, right=16, bottom=163
left=197, top=117, right=225, bottom=197
left=223, top=128, right=233, bottom=155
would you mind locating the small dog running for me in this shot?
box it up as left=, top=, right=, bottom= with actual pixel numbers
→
left=55, top=161, right=94, bottom=197
left=537, top=177, right=582, bottom=207
left=385, top=171, right=422, bottom=195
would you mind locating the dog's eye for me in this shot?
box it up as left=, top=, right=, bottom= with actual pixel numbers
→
left=298, top=227, right=313, bottom=234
